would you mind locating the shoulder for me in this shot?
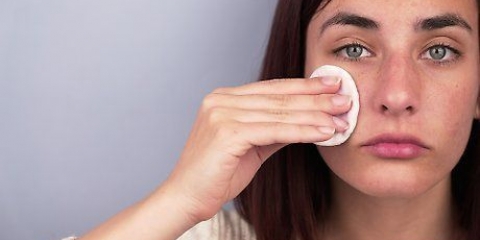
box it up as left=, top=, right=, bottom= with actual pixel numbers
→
left=177, top=209, right=256, bottom=240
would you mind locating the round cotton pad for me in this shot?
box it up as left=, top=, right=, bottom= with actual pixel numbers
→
left=310, top=65, right=360, bottom=146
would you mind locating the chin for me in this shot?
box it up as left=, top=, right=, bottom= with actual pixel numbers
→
left=333, top=167, right=450, bottom=200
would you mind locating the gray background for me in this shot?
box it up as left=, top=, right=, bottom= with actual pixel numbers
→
left=0, top=0, right=277, bottom=239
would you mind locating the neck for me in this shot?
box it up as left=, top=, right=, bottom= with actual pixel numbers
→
left=324, top=174, right=462, bottom=240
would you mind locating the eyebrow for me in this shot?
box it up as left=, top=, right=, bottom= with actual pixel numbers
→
left=416, top=14, right=472, bottom=33
left=320, top=12, right=473, bottom=35
left=320, top=12, right=379, bottom=34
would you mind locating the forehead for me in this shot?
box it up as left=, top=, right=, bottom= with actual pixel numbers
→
left=314, top=0, right=478, bottom=31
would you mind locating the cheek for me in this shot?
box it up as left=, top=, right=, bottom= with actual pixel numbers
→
left=429, top=84, right=476, bottom=161
left=431, top=79, right=478, bottom=132
left=315, top=72, right=478, bottom=198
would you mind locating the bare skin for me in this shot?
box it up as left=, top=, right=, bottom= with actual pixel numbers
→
left=306, top=0, right=480, bottom=239
left=80, top=0, right=480, bottom=239
left=80, top=77, right=351, bottom=240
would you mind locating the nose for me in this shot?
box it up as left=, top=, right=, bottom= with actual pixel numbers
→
left=373, top=55, right=421, bottom=117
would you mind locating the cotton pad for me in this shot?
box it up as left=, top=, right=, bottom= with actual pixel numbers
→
left=310, top=65, right=360, bottom=146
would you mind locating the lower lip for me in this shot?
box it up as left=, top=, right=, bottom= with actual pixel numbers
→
left=363, top=143, right=426, bottom=159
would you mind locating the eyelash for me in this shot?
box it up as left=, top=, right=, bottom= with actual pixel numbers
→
left=422, top=43, right=462, bottom=66
left=332, top=42, right=462, bottom=65
left=332, top=42, right=371, bottom=62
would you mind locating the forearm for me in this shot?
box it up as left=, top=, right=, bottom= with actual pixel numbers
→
left=80, top=184, right=197, bottom=240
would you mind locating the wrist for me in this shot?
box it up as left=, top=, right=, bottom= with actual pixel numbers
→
left=143, top=183, right=200, bottom=235
left=156, top=177, right=219, bottom=226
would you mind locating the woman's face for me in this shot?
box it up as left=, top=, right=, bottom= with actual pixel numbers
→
left=306, top=0, right=480, bottom=198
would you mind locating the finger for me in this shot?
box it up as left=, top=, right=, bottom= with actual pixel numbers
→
left=230, top=143, right=285, bottom=184
left=223, top=108, right=349, bottom=132
left=255, top=143, right=285, bottom=163
left=212, top=77, right=340, bottom=95
left=211, top=121, right=335, bottom=169
left=204, top=93, right=352, bottom=115
left=233, top=122, right=336, bottom=147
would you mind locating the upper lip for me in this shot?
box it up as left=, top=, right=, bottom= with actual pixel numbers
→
left=361, top=134, right=430, bottom=149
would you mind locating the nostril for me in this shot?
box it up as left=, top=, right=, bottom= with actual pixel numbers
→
left=380, top=104, right=415, bottom=114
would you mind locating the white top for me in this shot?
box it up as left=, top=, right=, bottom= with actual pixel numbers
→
left=177, top=209, right=256, bottom=240
left=62, top=209, right=254, bottom=240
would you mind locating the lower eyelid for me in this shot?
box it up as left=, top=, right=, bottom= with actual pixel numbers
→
left=420, top=50, right=461, bottom=67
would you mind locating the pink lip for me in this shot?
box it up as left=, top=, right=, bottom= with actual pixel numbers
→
left=361, top=134, right=430, bottom=159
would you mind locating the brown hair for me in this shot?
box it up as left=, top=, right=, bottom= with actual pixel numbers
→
left=234, top=0, right=480, bottom=239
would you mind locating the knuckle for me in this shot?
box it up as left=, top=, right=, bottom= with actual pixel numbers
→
left=205, top=107, right=226, bottom=125
left=305, top=78, right=322, bottom=89
left=312, top=94, right=329, bottom=109
left=312, top=112, right=333, bottom=125
left=313, top=111, right=328, bottom=121
left=260, top=77, right=291, bottom=86
left=268, top=109, right=290, bottom=121
left=201, top=93, right=219, bottom=111
left=269, top=94, right=292, bottom=107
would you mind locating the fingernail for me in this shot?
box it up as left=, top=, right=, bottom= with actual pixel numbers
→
left=318, top=126, right=335, bottom=135
left=331, top=95, right=352, bottom=106
left=332, top=116, right=349, bottom=131
left=321, top=76, right=340, bottom=86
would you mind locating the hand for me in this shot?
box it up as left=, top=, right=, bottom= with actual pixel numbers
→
left=165, top=76, right=352, bottom=224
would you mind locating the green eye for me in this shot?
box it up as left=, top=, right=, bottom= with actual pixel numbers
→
left=334, top=43, right=372, bottom=61
left=429, top=46, right=447, bottom=60
left=421, top=44, right=461, bottom=65
left=346, top=45, right=364, bottom=58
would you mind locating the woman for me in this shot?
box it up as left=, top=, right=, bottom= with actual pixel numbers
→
left=77, top=0, right=480, bottom=239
